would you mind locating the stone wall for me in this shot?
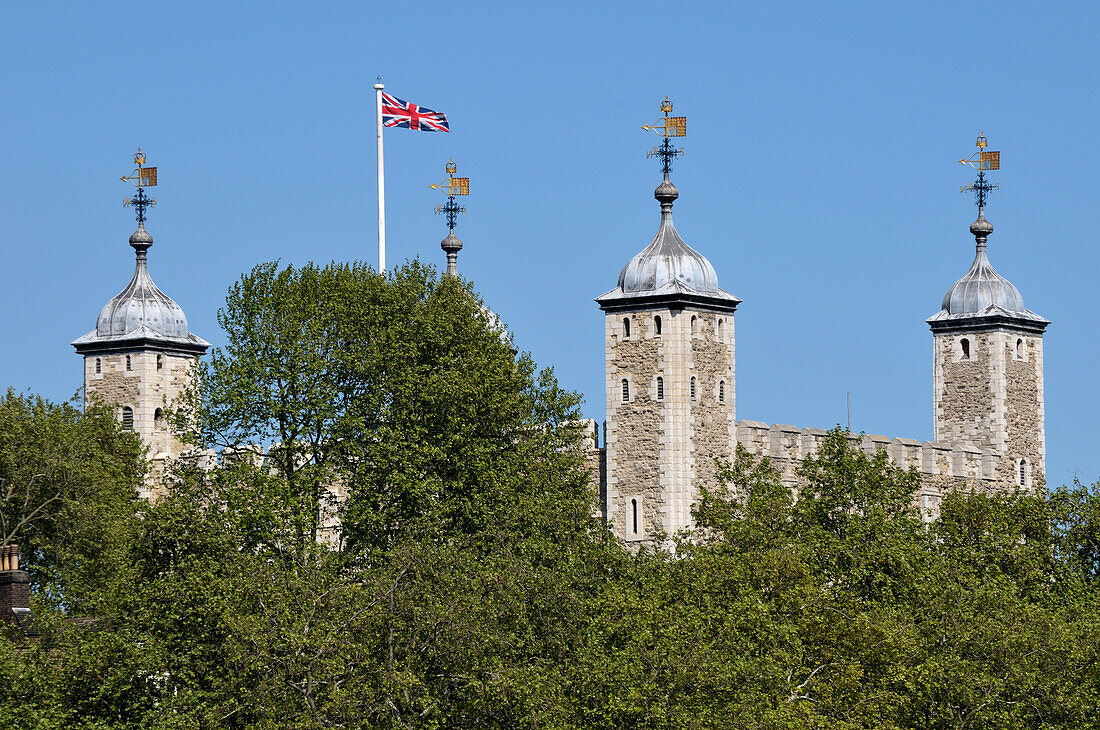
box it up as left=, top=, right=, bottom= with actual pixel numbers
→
left=688, top=311, right=735, bottom=499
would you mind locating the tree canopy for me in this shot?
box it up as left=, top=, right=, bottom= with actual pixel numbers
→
left=3, top=262, right=1100, bottom=728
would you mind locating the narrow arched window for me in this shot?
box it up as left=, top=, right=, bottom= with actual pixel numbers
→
left=630, top=498, right=639, bottom=535
left=717, top=318, right=724, bottom=337
left=154, top=408, right=164, bottom=425
left=656, top=376, right=664, bottom=401
left=622, top=379, right=630, bottom=402
left=960, top=338, right=970, bottom=360
left=121, top=407, right=134, bottom=431
left=95, top=358, right=101, bottom=374
left=1018, top=459, right=1028, bottom=487
left=690, top=315, right=698, bottom=335
left=623, top=317, right=630, bottom=338
left=125, top=354, right=132, bottom=371
left=654, top=315, right=662, bottom=335
left=1016, top=338, right=1024, bottom=359
left=156, top=354, right=163, bottom=370
left=690, top=376, right=697, bottom=400
left=719, top=380, right=726, bottom=403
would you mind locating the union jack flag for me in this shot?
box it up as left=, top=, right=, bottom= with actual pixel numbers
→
left=381, top=93, right=450, bottom=132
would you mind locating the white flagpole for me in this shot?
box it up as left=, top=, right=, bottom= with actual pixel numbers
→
left=373, top=80, right=386, bottom=273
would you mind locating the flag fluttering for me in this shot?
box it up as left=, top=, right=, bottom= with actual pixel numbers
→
left=381, top=93, right=450, bottom=132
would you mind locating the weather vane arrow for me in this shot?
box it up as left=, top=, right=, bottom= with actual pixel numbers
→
left=121, top=148, right=157, bottom=224
left=959, top=132, right=1000, bottom=209
left=643, top=96, right=686, bottom=176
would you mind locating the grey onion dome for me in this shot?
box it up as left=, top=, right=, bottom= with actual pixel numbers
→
left=616, top=177, right=721, bottom=295
left=440, top=230, right=463, bottom=253
left=940, top=211, right=1026, bottom=315
left=94, top=225, right=191, bottom=340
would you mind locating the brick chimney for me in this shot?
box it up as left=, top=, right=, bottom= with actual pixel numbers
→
left=0, top=544, right=30, bottom=621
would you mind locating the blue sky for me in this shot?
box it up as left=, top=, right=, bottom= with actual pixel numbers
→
left=2, top=1, right=1098, bottom=486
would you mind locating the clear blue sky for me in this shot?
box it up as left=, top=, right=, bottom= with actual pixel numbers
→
left=2, top=2, right=1098, bottom=486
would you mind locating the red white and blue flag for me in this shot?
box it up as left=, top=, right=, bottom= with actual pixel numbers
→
left=381, top=93, right=450, bottom=132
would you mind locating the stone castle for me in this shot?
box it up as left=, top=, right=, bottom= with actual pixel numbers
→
left=73, top=134, right=1049, bottom=543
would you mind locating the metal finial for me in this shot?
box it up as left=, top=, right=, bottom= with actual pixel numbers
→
left=959, top=132, right=1000, bottom=210
left=430, top=159, right=469, bottom=231
left=643, top=96, right=686, bottom=176
left=121, top=148, right=158, bottom=224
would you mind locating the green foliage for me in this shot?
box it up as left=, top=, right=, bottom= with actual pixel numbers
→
left=6, top=262, right=1100, bottom=727
left=0, top=389, right=143, bottom=610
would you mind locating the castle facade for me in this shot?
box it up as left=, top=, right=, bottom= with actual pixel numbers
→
left=74, top=139, right=1049, bottom=543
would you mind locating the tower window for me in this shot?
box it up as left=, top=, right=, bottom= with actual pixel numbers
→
left=154, top=408, right=164, bottom=425
left=654, top=315, right=662, bottom=335
left=719, top=380, right=726, bottom=403
left=157, top=354, right=163, bottom=370
left=690, top=376, right=697, bottom=400
left=95, top=358, right=101, bottom=374
left=623, top=317, right=631, bottom=338
left=126, top=355, right=132, bottom=371
left=691, top=315, right=698, bottom=335
left=1016, top=338, right=1024, bottom=360
left=121, top=407, right=134, bottom=431
left=717, top=318, right=724, bottom=337
left=630, top=498, right=640, bottom=536
left=622, top=379, right=630, bottom=402
left=960, top=338, right=970, bottom=360
left=1018, top=459, right=1029, bottom=487
left=656, top=376, right=664, bottom=401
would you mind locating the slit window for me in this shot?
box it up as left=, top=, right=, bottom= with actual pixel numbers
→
left=1018, top=459, right=1028, bottom=487
left=1016, top=338, right=1024, bottom=359
left=656, top=376, right=664, bottom=401
left=121, top=407, right=134, bottom=431
left=630, top=498, right=639, bottom=535
left=719, top=380, right=726, bottom=403
left=95, top=358, right=101, bottom=374
left=654, top=315, right=662, bottom=335
left=690, top=376, right=697, bottom=400
left=960, top=338, right=970, bottom=360
left=622, top=379, right=630, bottom=402
left=157, top=354, right=163, bottom=370
left=691, top=315, right=698, bottom=335
left=717, top=318, right=724, bottom=337
left=125, top=354, right=132, bottom=371
left=623, top=317, right=630, bottom=338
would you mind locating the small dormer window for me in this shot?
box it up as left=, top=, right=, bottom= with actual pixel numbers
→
left=95, top=358, right=101, bottom=374
left=656, top=376, right=664, bottom=401
left=654, top=315, right=662, bottom=336
left=126, top=355, right=132, bottom=371
left=121, top=407, right=134, bottom=431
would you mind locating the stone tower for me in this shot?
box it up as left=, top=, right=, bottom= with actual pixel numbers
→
left=72, top=221, right=210, bottom=497
left=927, top=209, right=1049, bottom=490
left=596, top=175, right=740, bottom=543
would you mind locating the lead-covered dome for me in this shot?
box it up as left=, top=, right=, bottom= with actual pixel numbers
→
left=72, top=224, right=210, bottom=353
left=927, top=210, right=1048, bottom=333
left=939, top=212, right=1025, bottom=314
left=617, top=178, right=721, bottom=295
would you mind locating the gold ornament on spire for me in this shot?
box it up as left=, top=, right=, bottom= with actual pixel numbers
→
left=121, top=148, right=157, bottom=224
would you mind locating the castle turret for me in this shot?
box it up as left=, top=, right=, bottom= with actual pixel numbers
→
left=927, top=136, right=1048, bottom=490
left=72, top=152, right=209, bottom=497
left=596, top=99, right=739, bottom=542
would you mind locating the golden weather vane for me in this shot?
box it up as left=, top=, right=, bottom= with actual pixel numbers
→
left=429, top=159, right=469, bottom=230
left=958, top=133, right=1000, bottom=209
left=642, top=96, right=686, bottom=175
left=121, top=148, right=157, bottom=224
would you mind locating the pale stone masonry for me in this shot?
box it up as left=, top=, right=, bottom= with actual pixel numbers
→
left=73, top=222, right=209, bottom=499
left=594, top=186, right=1048, bottom=545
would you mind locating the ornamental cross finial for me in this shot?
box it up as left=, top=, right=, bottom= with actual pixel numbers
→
left=959, top=132, right=1000, bottom=209
left=642, top=96, right=686, bottom=176
left=120, top=148, right=158, bottom=224
left=430, top=158, right=469, bottom=230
